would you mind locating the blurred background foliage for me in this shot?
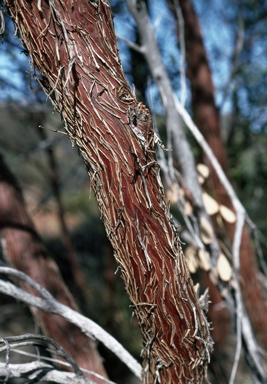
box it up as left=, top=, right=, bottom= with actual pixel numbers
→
left=0, top=0, right=267, bottom=382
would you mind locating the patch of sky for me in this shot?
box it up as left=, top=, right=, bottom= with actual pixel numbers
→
left=149, top=0, right=183, bottom=108
left=0, top=16, right=32, bottom=102
left=0, top=52, right=27, bottom=100
left=111, top=0, right=135, bottom=86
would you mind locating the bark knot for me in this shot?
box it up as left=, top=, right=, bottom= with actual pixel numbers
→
left=116, top=84, right=135, bottom=104
left=135, top=102, right=152, bottom=123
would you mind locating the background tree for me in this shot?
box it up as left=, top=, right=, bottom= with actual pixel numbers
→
left=0, top=153, right=108, bottom=382
left=168, top=0, right=267, bottom=358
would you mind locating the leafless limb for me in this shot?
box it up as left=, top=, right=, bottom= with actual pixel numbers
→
left=0, top=266, right=142, bottom=380
left=0, top=361, right=92, bottom=384
left=0, top=333, right=87, bottom=381
left=173, top=97, right=245, bottom=216
left=229, top=211, right=245, bottom=384
left=0, top=333, right=118, bottom=384
left=117, top=35, right=144, bottom=54
left=1, top=347, right=117, bottom=384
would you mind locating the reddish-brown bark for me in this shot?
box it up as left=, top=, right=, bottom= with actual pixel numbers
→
left=170, top=0, right=267, bottom=348
left=0, top=154, right=107, bottom=382
left=4, top=1, right=212, bottom=382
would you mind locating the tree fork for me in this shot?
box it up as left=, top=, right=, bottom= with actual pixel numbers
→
left=3, top=1, right=212, bottom=382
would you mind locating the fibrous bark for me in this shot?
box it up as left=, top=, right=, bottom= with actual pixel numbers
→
left=0, top=154, right=107, bottom=383
left=170, top=0, right=267, bottom=349
left=4, top=1, right=212, bottom=382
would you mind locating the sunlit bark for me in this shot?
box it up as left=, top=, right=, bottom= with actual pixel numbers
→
left=4, top=1, right=212, bottom=382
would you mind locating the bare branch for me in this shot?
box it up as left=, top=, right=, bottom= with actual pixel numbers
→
left=0, top=333, right=86, bottom=379
left=0, top=267, right=142, bottom=380
left=229, top=211, right=245, bottom=384
left=0, top=361, right=91, bottom=384
left=173, top=97, right=245, bottom=214
left=3, top=348, right=117, bottom=384
left=117, top=35, right=144, bottom=54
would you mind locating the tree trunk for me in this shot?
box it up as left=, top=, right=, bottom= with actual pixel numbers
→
left=4, top=1, right=212, bottom=382
left=170, top=0, right=267, bottom=349
left=0, top=154, right=107, bottom=383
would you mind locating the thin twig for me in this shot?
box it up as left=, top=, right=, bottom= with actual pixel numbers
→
left=38, top=124, right=67, bottom=135
left=117, top=35, right=144, bottom=54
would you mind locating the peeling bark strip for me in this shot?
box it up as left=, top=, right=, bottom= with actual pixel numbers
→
left=4, top=1, right=212, bottom=382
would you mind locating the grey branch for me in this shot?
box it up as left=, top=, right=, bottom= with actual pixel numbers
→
left=0, top=267, right=142, bottom=380
left=0, top=361, right=92, bottom=384
left=0, top=338, right=117, bottom=384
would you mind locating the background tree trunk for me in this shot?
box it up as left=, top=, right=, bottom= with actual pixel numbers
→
left=0, top=153, right=107, bottom=383
left=4, top=1, right=212, bottom=382
left=169, top=0, right=267, bottom=349
left=37, top=125, right=90, bottom=307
